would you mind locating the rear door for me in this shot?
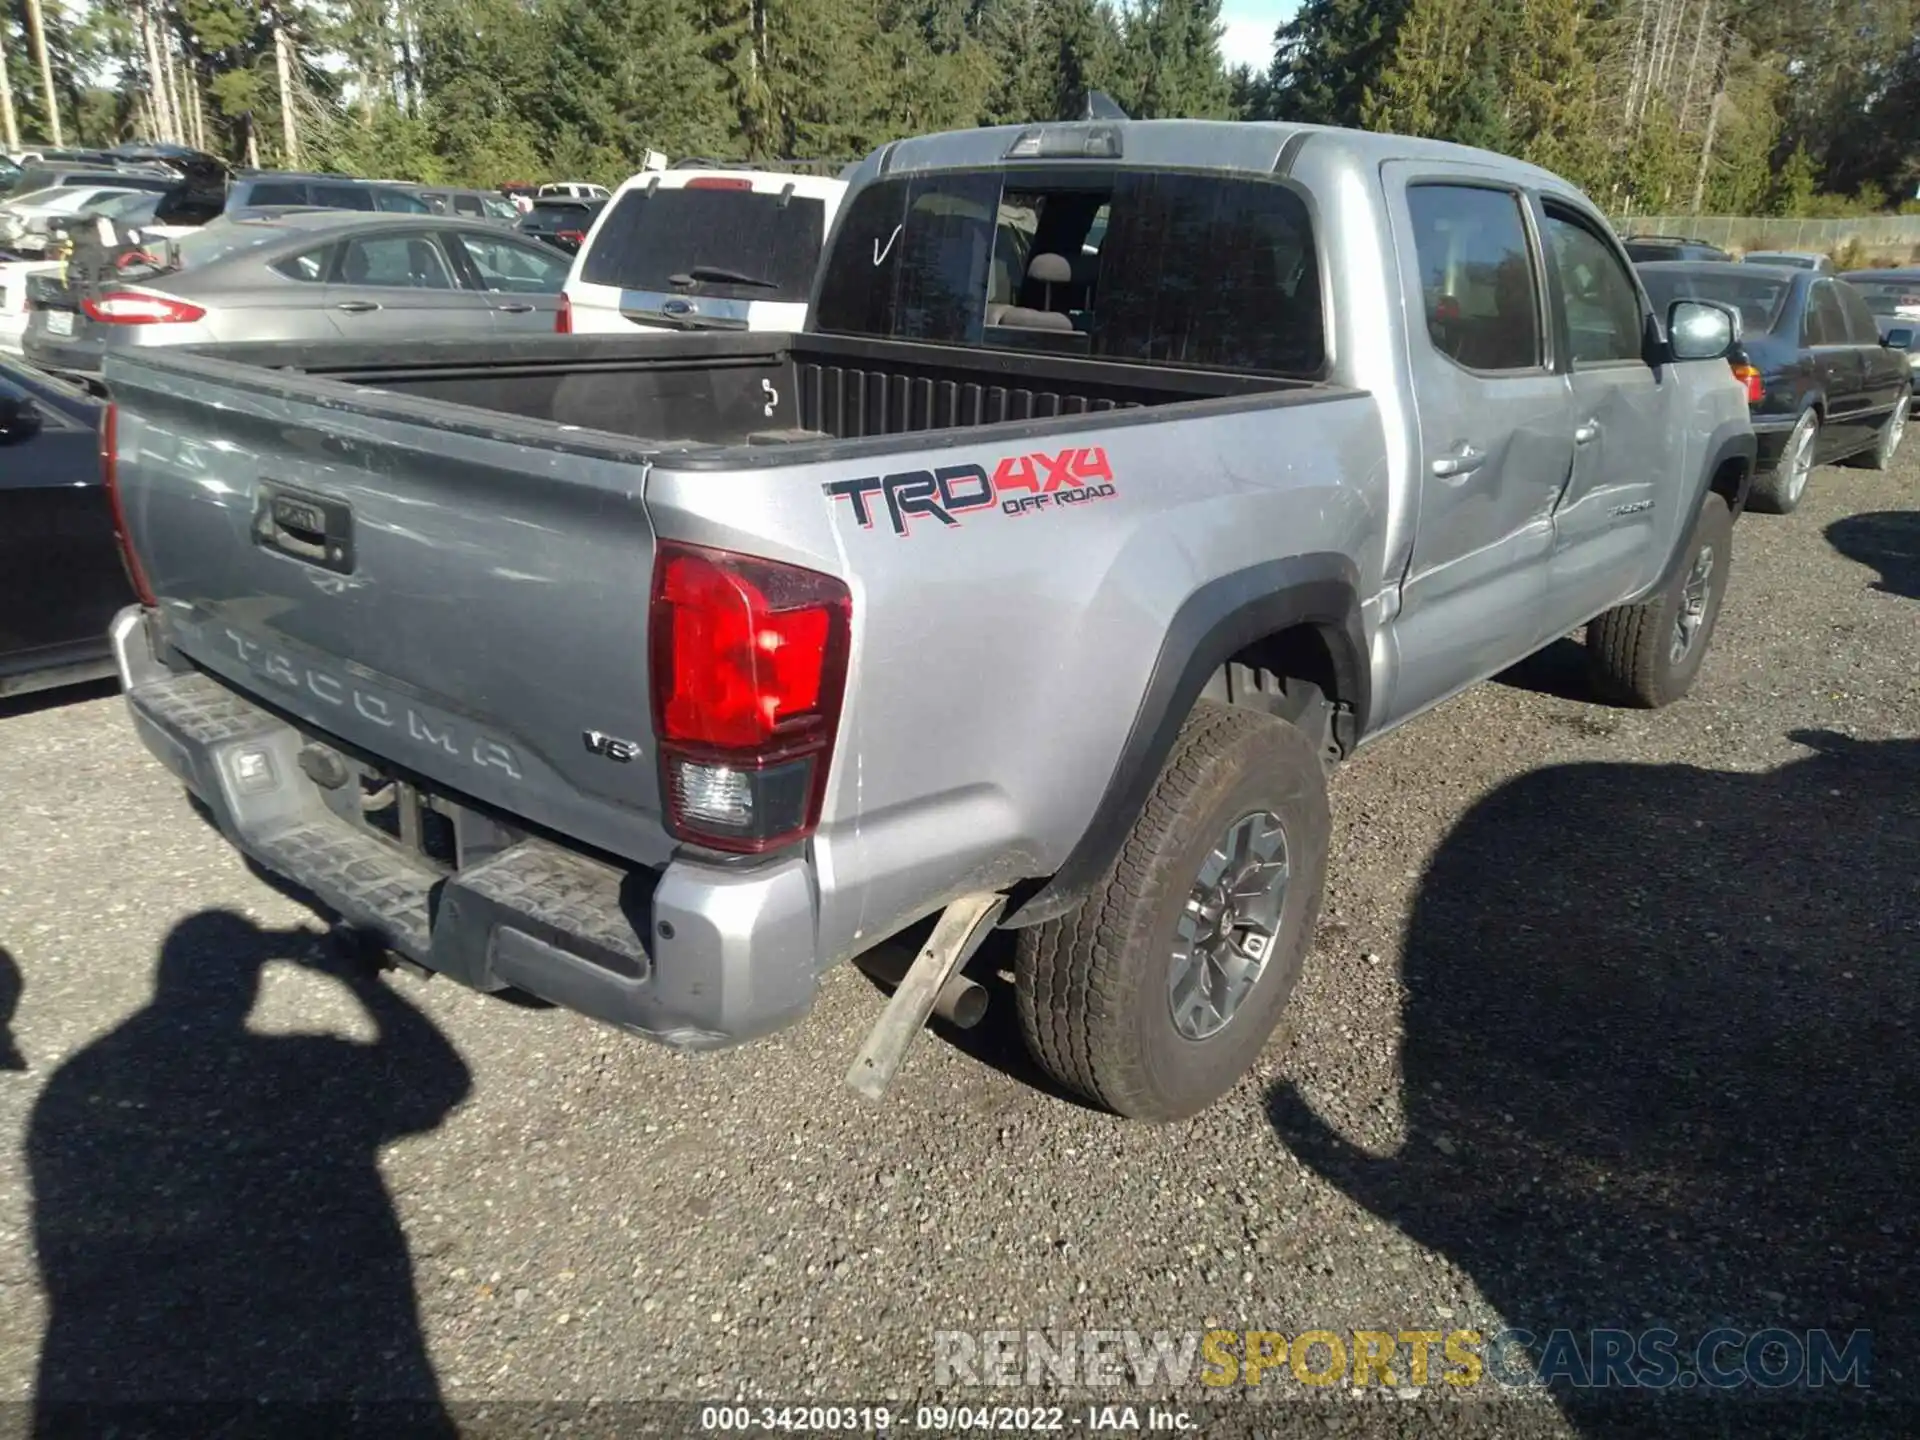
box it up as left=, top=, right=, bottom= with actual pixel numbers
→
left=1386, top=171, right=1573, bottom=719
left=1834, top=280, right=1909, bottom=420
left=445, top=229, right=569, bottom=333
left=566, top=175, right=838, bottom=334
left=1536, top=197, right=1669, bottom=626
left=1804, top=280, right=1868, bottom=454
left=322, top=229, right=494, bottom=339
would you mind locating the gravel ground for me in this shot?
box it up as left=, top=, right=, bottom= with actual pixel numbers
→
left=0, top=445, right=1914, bottom=1438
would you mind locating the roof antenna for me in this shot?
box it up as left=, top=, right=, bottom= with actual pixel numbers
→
left=1075, top=90, right=1129, bottom=121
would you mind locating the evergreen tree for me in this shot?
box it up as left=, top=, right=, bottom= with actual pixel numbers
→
left=1267, top=0, right=1407, bottom=127
left=1120, top=0, right=1232, bottom=120
left=544, top=0, right=729, bottom=164
left=979, top=0, right=1125, bottom=125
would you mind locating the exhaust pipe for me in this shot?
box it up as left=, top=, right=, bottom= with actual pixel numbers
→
left=853, top=946, right=989, bottom=1030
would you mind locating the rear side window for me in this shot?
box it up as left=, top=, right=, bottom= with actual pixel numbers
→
left=1541, top=206, right=1644, bottom=364
left=271, top=247, right=330, bottom=282
left=312, top=183, right=377, bottom=211
left=1804, top=283, right=1849, bottom=346
left=374, top=188, right=430, bottom=214
left=580, top=185, right=826, bottom=302
left=1834, top=282, right=1885, bottom=345
left=814, top=169, right=1324, bottom=377
left=247, top=181, right=307, bottom=207
left=1406, top=185, right=1542, bottom=372
left=338, top=233, right=459, bottom=289
left=452, top=193, right=483, bottom=217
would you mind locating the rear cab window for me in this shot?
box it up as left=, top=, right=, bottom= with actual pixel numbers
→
left=580, top=181, right=827, bottom=302
left=813, top=167, right=1324, bottom=377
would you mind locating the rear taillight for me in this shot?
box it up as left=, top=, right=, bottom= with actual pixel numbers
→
left=555, top=229, right=584, bottom=248
left=649, top=540, right=851, bottom=854
left=82, top=290, right=206, bottom=325
left=555, top=293, right=572, bottom=334
left=101, top=404, right=157, bottom=607
left=1730, top=362, right=1765, bottom=405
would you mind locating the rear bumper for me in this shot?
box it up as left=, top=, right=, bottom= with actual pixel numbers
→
left=112, top=607, right=821, bottom=1050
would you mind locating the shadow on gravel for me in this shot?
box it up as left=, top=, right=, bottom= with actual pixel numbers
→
left=0, top=943, right=23, bottom=1071
left=1826, top=511, right=1920, bottom=601
left=1494, top=635, right=1597, bottom=704
left=1268, top=731, right=1919, bottom=1435
left=27, top=910, right=471, bottom=1433
left=0, top=675, right=119, bottom=722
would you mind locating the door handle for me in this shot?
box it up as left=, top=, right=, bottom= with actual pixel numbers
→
left=1574, top=420, right=1600, bottom=445
left=1430, top=443, right=1486, bottom=479
left=493, top=302, right=535, bottom=314
left=335, top=300, right=381, bottom=314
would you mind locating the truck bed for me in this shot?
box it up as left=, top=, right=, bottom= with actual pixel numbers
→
left=172, top=330, right=1306, bottom=455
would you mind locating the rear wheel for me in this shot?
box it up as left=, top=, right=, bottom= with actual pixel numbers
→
left=1586, top=492, right=1733, bottom=709
left=1749, top=409, right=1819, bottom=514
left=1015, top=702, right=1331, bottom=1121
left=1849, top=394, right=1909, bottom=472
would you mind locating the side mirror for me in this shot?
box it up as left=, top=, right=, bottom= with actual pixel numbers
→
left=0, top=391, right=42, bottom=441
left=1884, top=328, right=1914, bottom=352
left=1667, top=299, right=1737, bottom=361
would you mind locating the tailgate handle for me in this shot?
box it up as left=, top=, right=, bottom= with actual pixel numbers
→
left=255, top=486, right=355, bottom=574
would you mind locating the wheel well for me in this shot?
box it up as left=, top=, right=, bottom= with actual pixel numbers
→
left=1710, top=453, right=1750, bottom=514
left=1202, top=623, right=1354, bottom=768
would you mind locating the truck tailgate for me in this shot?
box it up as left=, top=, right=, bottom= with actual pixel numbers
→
left=106, top=350, right=675, bottom=867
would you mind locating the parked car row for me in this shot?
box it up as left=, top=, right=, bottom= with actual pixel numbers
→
left=1635, top=261, right=1914, bottom=512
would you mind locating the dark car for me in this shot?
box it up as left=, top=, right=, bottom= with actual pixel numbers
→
left=146, top=172, right=436, bottom=229
left=1845, top=269, right=1920, bottom=395
left=1623, top=234, right=1731, bottom=264
left=0, top=164, right=173, bottom=203
left=1638, top=262, right=1911, bottom=513
left=0, top=361, right=131, bottom=698
left=515, top=196, right=604, bottom=254
left=414, top=186, right=521, bottom=223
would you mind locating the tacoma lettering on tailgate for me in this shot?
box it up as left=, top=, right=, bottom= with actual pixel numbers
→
left=221, top=628, right=524, bottom=780
left=822, top=446, right=1117, bottom=537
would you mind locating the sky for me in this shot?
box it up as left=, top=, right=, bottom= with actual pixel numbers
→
left=1218, top=0, right=1293, bottom=72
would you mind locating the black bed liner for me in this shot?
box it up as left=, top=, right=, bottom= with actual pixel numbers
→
left=180, top=330, right=1324, bottom=457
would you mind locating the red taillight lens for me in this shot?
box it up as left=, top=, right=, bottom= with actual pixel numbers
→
left=649, top=541, right=851, bottom=853
left=555, top=292, right=572, bottom=334
left=686, top=177, right=753, bottom=191
left=556, top=229, right=584, bottom=247
left=82, top=290, right=206, bottom=325
left=1731, top=362, right=1765, bottom=405
left=101, top=404, right=157, bottom=607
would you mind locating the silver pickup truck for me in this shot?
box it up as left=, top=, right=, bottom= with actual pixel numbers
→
left=103, top=121, right=1756, bottom=1120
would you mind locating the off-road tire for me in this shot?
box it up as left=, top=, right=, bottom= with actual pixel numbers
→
left=1749, top=408, right=1819, bottom=514
left=1587, top=492, right=1734, bottom=709
left=1015, top=701, right=1331, bottom=1121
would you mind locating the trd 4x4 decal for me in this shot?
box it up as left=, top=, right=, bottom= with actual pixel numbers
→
left=823, top=446, right=1117, bottom=537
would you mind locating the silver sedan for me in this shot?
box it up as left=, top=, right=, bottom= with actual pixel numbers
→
left=22, top=211, right=571, bottom=380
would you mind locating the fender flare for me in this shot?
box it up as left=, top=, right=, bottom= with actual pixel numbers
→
left=1005, top=553, right=1369, bottom=928
left=1637, top=419, right=1757, bottom=603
